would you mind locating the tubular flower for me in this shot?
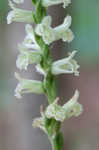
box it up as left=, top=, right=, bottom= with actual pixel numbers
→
left=16, top=44, right=41, bottom=70
left=63, top=90, right=83, bottom=118
left=7, top=1, right=33, bottom=24
left=15, top=73, right=44, bottom=99
left=45, top=90, right=83, bottom=122
left=35, top=15, right=74, bottom=45
left=51, top=51, right=80, bottom=76
left=23, top=24, right=41, bottom=51
left=42, top=0, right=71, bottom=8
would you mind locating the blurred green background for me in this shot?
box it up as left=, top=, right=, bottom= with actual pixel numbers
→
left=0, top=0, right=99, bottom=150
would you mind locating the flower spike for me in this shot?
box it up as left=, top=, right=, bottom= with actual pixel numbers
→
left=7, top=0, right=83, bottom=148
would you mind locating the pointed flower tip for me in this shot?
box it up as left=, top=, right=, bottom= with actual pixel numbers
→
left=63, top=15, right=72, bottom=28
left=73, top=89, right=79, bottom=101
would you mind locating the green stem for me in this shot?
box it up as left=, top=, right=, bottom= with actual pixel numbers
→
left=49, top=132, right=63, bottom=150
left=32, top=0, right=63, bottom=150
left=50, top=138, right=59, bottom=150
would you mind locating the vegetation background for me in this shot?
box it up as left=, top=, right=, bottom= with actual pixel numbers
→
left=0, top=0, right=99, bottom=150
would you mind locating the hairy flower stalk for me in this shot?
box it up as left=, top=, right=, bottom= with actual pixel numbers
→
left=7, top=0, right=83, bottom=150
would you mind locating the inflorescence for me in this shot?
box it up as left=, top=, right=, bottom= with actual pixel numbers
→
left=7, top=0, right=83, bottom=150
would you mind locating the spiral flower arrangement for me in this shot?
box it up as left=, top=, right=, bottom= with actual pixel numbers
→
left=7, top=0, right=83, bottom=149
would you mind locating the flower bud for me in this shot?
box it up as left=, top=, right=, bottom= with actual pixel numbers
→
left=7, top=1, right=33, bottom=24
left=15, top=73, right=44, bottom=99
left=35, top=15, right=74, bottom=45
left=51, top=51, right=80, bottom=76
left=16, top=44, right=41, bottom=70
left=42, top=0, right=71, bottom=8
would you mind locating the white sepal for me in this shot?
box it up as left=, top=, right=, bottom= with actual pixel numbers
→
left=15, top=73, right=44, bottom=99
left=16, top=44, right=41, bottom=70
left=7, top=1, right=33, bottom=24
left=23, top=24, right=41, bottom=51
left=63, top=90, right=83, bottom=118
left=35, top=16, right=55, bottom=45
left=51, top=51, right=80, bottom=76
left=42, top=0, right=71, bottom=8
left=13, top=0, right=24, bottom=4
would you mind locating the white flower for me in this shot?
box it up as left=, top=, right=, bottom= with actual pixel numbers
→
left=42, top=0, right=71, bottom=8
left=63, top=90, right=83, bottom=118
left=13, top=0, right=24, bottom=4
left=16, top=44, right=41, bottom=70
left=32, top=106, right=47, bottom=133
left=45, top=90, right=83, bottom=122
left=23, top=24, right=41, bottom=51
left=33, top=117, right=46, bottom=133
left=45, top=98, right=66, bottom=122
left=15, top=73, right=44, bottom=99
left=7, top=1, right=33, bottom=24
left=35, top=15, right=74, bottom=45
left=51, top=51, right=80, bottom=76
left=35, top=16, right=55, bottom=45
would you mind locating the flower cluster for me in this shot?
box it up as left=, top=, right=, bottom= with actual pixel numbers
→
left=7, top=0, right=83, bottom=150
left=33, top=90, right=83, bottom=130
left=35, top=15, right=74, bottom=45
